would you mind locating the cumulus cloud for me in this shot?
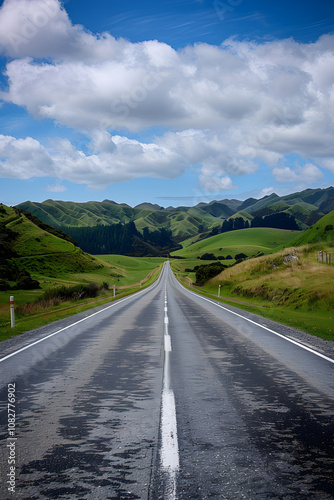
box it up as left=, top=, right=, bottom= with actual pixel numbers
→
left=0, top=134, right=54, bottom=178
left=0, top=0, right=333, bottom=191
left=272, top=162, right=324, bottom=184
left=198, top=174, right=235, bottom=192
left=0, top=132, right=188, bottom=189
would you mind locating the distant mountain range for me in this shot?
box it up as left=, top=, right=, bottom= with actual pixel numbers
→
left=2, top=187, right=334, bottom=288
left=16, top=186, right=334, bottom=241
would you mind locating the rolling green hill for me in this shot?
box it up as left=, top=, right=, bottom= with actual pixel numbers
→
left=0, top=204, right=103, bottom=289
left=245, top=186, right=334, bottom=215
left=16, top=187, right=334, bottom=245
left=172, top=227, right=300, bottom=260
left=290, top=210, right=334, bottom=246
left=16, top=199, right=138, bottom=228
left=242, top=187, right=334, bottom=229
left=17, top=199, right=220, bottom=241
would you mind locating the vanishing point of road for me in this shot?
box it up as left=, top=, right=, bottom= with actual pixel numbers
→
left=0, top=261, right=333, bottom=499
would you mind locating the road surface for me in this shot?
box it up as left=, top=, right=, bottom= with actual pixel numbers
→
left=0, top=261, right=333, bottom=499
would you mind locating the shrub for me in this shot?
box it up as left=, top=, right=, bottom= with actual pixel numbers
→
left=42, top=282, right=100, bottom=302
left=0, top=279, right=10, bottom=291
left=199, top=253, right=217, bottom=260
left=195, top=262, right=226, bottom=285
left=235, top=253, right=248, bottom=260
left=14, top=270, right=40, bottom=290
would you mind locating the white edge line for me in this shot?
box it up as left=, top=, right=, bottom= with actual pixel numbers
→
left=0, top=282, right=155, bottom=364
left=175, top=278, right=334, bottom=365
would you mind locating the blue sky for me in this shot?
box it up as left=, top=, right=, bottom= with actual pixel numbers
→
left=0, top=0, right=333, bottom=207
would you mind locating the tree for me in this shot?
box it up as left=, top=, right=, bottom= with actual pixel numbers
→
left=195, top=262, right=226, bottom=285
left=234, top=217, right=245, bottom=230
left=200, top=253, right=217, bottom=260
left=221, top=218, right=233, bottom=233
left=252, top=212, right=299, bottom=230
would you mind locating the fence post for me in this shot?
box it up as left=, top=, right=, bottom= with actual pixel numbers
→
left=317, top=251, right=333, bottom=264
left=10, top=296, right=15, bottom=328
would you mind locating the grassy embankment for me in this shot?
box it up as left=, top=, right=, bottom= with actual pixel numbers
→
left=171, top=225, right=334, bottom=341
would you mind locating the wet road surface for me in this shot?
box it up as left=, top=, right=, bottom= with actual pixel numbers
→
left=0, top=261, right=334, bottom=499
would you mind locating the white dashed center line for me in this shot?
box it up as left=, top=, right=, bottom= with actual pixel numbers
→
left=160, top=286, right=179, bottom=499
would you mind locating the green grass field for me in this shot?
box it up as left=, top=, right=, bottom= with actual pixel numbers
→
left=91, top=255, right=166, bottom=286
left=172, top=228, right=300, bottom=260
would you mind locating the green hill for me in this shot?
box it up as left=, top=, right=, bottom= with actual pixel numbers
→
left=245, top=187, right=334, bottom=215
left=290, top=210, right=334, bottom=246
left=17, top=199, right=220, bottom=241
left=172, top=227, right=300, bottom=260
left=0, top=204, right=102, bottom=290
left=16, top=186, right=334, bottom=249
left=17, top=199, right=137, bottom=228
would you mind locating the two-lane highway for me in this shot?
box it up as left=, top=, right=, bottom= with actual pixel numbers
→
left=0, top=261, right=333, bottom=499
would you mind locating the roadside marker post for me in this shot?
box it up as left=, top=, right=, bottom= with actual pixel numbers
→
left=113, top=285, right=116, bottom=297
left=10, top=296, right=15, bottom=328
left=218, top=285, right=221, bottom=297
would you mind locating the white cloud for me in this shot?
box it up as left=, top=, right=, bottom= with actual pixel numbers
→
left=0, top=0, right=333, bottom=191
left=0, top=133, right=187, bottom=189
left=273, top=162, right=324, bottom=184
left=0, top=0, right=73, bottom=58
left=198, top=174, right=234, bottom=192
left=46, top=180, right=67, bottom=192
left=258, top=187, right=275, bottom=198
left=0, top=134, right=54, bottom=178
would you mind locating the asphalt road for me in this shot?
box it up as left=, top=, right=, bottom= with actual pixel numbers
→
left=0, top=261, right=333, bottom=499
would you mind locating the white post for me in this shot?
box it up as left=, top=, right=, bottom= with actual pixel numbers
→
left=218, top=285, right=221, bottom=297
left=10, top=296, right=15, bottom=328
left=113, top=285, right=116, bottom=297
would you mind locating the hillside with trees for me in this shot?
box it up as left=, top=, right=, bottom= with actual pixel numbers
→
left=65, top=222, right=181, bottom=256
left=0, top=204, right=103, bottom=291
left=15, top=186, right=334, bottom=256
